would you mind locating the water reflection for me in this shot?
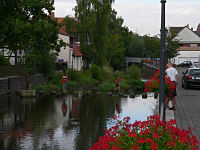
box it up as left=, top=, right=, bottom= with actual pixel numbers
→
left=0, top=93, right=156, bottom=150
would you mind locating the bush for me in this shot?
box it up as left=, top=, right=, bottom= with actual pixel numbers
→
left=128, top=64, right=141, bottom=80
left=114, top=71, right=125, bottom=80
left=99, top=82, right=115, bottom=91
left=90, top=115, right=199, bottom=150
left=89, top=64, right=103, bottom=81
left=119, top=79, right=130, bottom=91
left=78, top=72, right=97, bottom=85
left=102, top=66, right=114, bottom=80
left=0, top=55, right=10, bottom=66
left=130, top=80, right=145, bottom=92
left=67, top=69, right=80, bottom=81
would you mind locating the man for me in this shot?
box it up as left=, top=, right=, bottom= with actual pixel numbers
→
left=166, top=63, right=178, bottom=110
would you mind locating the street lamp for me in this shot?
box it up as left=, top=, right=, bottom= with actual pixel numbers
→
left=159, top=0, right=166, bottom=122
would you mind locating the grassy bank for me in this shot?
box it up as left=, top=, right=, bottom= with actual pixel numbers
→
left=33, top=64, right=145, bottom=95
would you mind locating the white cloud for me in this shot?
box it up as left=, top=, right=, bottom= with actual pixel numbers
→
left=54, top=0, right=200, bottom=36
left=54, top=1, right=76, bottom=17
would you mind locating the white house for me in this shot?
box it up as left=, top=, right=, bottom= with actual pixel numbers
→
left=170, top=24, right=200, bottom=64
left=52, top=13, right=83, bottom=71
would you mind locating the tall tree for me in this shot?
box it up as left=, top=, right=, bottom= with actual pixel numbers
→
left=143, top=35, right=160, bottom=58
left=74, top=0, right=115, bottom=66
left=125, top=34, right=145, bottom=57
left=0, top=0, right=65, bottom=75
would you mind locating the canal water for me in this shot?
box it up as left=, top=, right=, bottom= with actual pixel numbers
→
left=0, top=93, right=156, bottom=150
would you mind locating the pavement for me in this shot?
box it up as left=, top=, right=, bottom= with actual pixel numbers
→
left=155, top=67, right=200, bottom=144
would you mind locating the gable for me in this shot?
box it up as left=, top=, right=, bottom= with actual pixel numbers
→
left=174, top=27, right=200, bottom=44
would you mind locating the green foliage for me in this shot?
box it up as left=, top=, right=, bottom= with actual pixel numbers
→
left=131, top=80, right=145, bottom=92
left=102, top=66, right=114, bottom=80
left=126, top=34, right=145, bottom=57
left=0, top=0, right=66, bottom=74
left=143, top=35, right=160, bottom=58
left=119, top=79, right=130, bottom=91
left=99, top=82, right=115, bottom=91
left=166, top=28, right=180, bottom=59
left=89, top=64, right=103, bottom=81
left=67, top=68, right=80, bottom=81
left=128, top=64, right=141, bottom=80
left=0, top=55, right=10, bottom=66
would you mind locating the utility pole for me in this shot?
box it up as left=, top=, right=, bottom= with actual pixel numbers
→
left=159, top=0, right=166, bottom=122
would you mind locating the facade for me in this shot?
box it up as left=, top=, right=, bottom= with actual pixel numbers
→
left=0, top=49, right=25, bottom=65
left=170, top=24, right=200, bottom=64
left=52, top=13, right=83, bottom=71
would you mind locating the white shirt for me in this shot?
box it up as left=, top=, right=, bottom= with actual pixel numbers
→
left=166, top=67, right=178, bottom=81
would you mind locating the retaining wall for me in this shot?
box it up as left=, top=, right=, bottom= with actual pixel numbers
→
left=141, top=63, right=158, bottom=79
left=0, top=74, right=46, bottom=95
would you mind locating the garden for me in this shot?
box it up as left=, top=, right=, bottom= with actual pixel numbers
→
left=33, top=64, right=145, bottom=95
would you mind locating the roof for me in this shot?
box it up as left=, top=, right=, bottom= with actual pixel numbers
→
left=170, top=27, right=184, bottom=35
left=55, top=18, right=69, bottom=36
left=177, top=47, right=200, bottom=51
left=73, top=42, right=83, bottom=57
left=194, top=31, right=200, bottom=37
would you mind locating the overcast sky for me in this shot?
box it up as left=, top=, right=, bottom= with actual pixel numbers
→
left=54, top=0, right=200, bottom=36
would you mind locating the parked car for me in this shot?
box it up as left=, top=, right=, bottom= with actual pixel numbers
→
left=182, top=68, right=200, bottom=89
left=177, top=61, right=192, bottom=67
left=192, top=62, right=200, bottom=68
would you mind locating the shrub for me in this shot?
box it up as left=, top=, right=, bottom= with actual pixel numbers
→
left=78, top=72, right=97, bottom=85
left=32, top=85, right=46, bottom=92
left=128, top=64, right=141, bottom=80
left=99, top=82, right=115, bottom=91
left=89, top=64, right=103, bottom=81
left=50, top=72, right=62, bottom=85
left=114, top=71, right=125, bottom=80
left=131, top=80, right=145, bottom=92
left=119, top=79, right=130, bottom=91
left=67, top=69, right=80, bottom=81
left=90, top=115, right=199, bottom=150
left=102, top=66, right=114, bottom=80
left=0, top=54, right=10, bottom=66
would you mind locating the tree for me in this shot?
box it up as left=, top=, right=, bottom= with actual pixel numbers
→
left=126, top=34, right=145, bottom=57
left=73, top=0, right=115, bottom=66
left=143, top=35, right=160, bottom=58
left=0, top=0, right=65, bottom=75
left=165, top=29, right=180, bottom=59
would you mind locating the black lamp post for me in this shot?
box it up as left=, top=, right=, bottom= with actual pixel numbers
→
left=159, top=0, right=166, bottom=122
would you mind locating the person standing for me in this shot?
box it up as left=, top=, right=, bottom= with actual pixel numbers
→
left=165, top=63, right=178, bottom=110
left=61, top=72, right=68, bottom=93
left=115, top=77, right=120, bottom=93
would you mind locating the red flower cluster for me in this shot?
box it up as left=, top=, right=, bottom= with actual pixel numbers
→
left=144, top=69, right=176, bottom=96
left=90, top=115, right=199, bottom=150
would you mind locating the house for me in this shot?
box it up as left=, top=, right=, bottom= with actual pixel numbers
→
left=51, top=12, right=83, bottom=71
left=170, top=24, right=200, bottom=64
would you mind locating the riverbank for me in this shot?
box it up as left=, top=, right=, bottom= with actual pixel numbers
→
left=32, top=65, right=145, bottom=96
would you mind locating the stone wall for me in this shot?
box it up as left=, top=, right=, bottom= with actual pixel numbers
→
left=141, top=63, right=158, bottom=79
left=0, top=78, right=8, bottom=95
left=0, top=74, right=46, bottom=95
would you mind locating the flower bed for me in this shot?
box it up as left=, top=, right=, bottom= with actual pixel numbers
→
left=90, top=115, right=199, bottom=150
left=144, top=69, right=175, bottom=96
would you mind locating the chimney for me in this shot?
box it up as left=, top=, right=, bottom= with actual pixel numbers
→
left=51, top=12, right=55, bottom=19
left=186, top=24, right=189, bottom=28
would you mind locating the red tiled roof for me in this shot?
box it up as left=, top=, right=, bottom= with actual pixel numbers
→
left=177, top=46, right=200, bottom=51
left=55, top=18, right=69, bottom=36
left=73, top=42, right=83, bottom=57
